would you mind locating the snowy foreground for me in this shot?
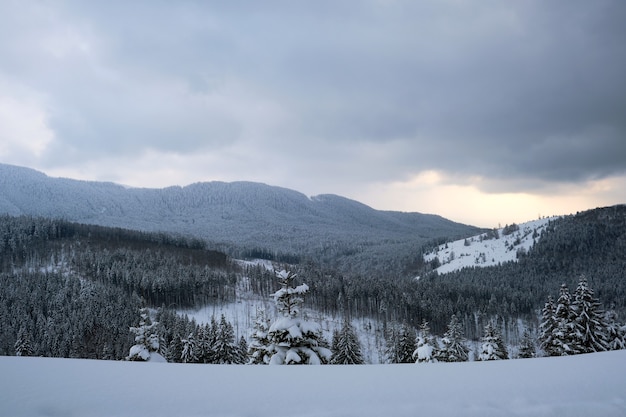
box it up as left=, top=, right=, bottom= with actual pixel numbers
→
left=2, top=351, right=626, bottom=417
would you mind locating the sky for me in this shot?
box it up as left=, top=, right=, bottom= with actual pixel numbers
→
left=1, top=0, right=625, bottom=227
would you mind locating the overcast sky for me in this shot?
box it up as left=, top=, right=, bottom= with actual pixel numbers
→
left=1, top=0, right=625, bottom=227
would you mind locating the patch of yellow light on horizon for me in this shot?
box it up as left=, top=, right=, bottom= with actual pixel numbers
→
left=360, top=172, right=626, bottom=228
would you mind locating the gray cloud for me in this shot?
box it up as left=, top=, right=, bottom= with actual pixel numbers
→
left=1, top=0, right=625, bottom=195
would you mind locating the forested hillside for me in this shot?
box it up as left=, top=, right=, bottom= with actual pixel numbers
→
left=0, top=216, right=237, bottom=359
left=412, top=205, right=626, bottom=337
left=1, top=205, right=625, bottom=361
left=0, top=163, right=480, bottom=274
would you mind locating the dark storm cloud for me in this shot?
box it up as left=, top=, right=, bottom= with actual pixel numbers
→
left=1, top=0, right=625, bottom=193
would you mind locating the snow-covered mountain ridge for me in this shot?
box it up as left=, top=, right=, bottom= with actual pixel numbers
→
left=0, top=163, right=480, bottom=272
left=423, top=217, right=558, bottom=275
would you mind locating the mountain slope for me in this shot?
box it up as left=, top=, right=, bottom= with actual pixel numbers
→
left=0, top=163, right=480, bottom=271
left=423, top=217, right=557, bottom=275
left=412, top=205, right=626, bottom=336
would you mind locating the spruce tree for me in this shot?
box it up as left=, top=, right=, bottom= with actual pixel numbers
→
left=213, top=314, right=240, bottom=364
left=330, top=319, right=364, bottom=365
left=127, top=307, right=160, bottom=361
left=437, top=315, right=469, bottom=362
left=552, top=284, right=580, bottom=355
left=196, top=323, right=210, bottom=363
left=14, top=326, right=33, bottom=357
left=395, top=324, right=417, bottom=363
left=205, top=316, right=219, bottom=364
left=572, top=277, right=609, bottom=353
left=604, top=310, right=626, bottom=351
left=267, top=270, right=331, bottom=365
left=248, top=308, right=272, bottom=364
left=539, top=296, right=558, bottom=356
left=384, top=324, right=401, bottom=364
left=237, top=336, right=248, bottom=365
left=479, top=320, right=508, bottom=360
left=384, top=325, right=400, bottom=363
left=181, top=332, right=198, bottom=363
left=518, top=328, right=536, bottom=359
left=330, top=329, right=341, bottom=359
left=166, top=335, right=183, bottom=363
left=413, top=319, right=438, bottom=363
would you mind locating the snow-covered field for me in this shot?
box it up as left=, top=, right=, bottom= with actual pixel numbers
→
left=2, top=350, right=625, bottom=417
left=423, top=217, right=556, bottom=275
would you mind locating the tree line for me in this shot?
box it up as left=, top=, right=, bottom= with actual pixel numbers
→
left=3, top=206, right=626, bottom=362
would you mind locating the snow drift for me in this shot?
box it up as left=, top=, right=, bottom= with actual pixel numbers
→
left=1, top=350, right=625, bottom=417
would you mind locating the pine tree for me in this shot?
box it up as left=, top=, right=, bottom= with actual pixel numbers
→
left=384, top=324, right=401, bottom=364
left=181, top=333, right=198, bottom=363
left=330, top=319, right=364, bottom=365
left=479, top=320, right=508, bottom=360
left=437, top=315, right=469, bottom=362
left=395, top=324, right=417, bottom=364
left=205, top=316, right=219, bottom=364
left=572, top=277, right=609, bottom=353
left=237, top=336, right=248, bottom=365
left=213, top=314, right=240, bottom=364
left=127, top=307, right=160, bottom=361
left=166, top=335, right=183, bottom=363
left=196, top=323, right=210, bottom=364
left=413, top=319, right=438, bottom=363
left=14, top=326, right=33, bottom=357
left=518, top=328, right=536, bottom=358
left=330, top=329, right=340, bottom=359
left=247, top=308, right=272, bottom=364
left=604, top=310, right=626, bottom=351
left=539, top=296, right=558, bottom=356
left=552, top=284, right=580, bottom=355
left=267, top=270, right=331, bottom=365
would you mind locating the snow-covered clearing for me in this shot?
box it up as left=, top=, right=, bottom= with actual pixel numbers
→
left=179, top=263, right=387, bottom=364
left=2, top=350, right=625, bottom=417
left=423, top=217, right=556, bottom=276
left=180, top=301, right=386, bottom=364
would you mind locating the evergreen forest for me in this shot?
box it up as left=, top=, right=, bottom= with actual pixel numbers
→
left=1, top=204, right=625, bottom=363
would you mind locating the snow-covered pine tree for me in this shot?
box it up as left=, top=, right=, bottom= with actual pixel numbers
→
left=330, top=319, right=364, bottom=365
left=247, top=308, right=272, bottom=364
left=518, top=328, right=536, bottom=359
left=205, top=316, right=219, bottom=363
left=127, top=307, right=160, bottom=361
left=181, top=333, right=198, bottom=363
left=604, top=310, right=626, bottom=351
left=196, top=323, right=210, bottom=363
left=572, top=277, right=609, bottom=353
left=479, top=320, right=508, bottom=360
left=384, top=324, right=401, bottom=364
left=539, top=296, right=558, bottom=356
left=330, top=329, right=340, bottom=358
left=166, top=335, right=183, bottom=363
left=237, top=336, right=248, bottom=364
left=212, top=314, right=240, bottom=364
left=14, top=326, right=33, bottom=357
left=266, top=270, right=331, bottom=365
left=437, top=314, right=469, bottom=362
left=394, top=324, right=417, bottom=364
left=413, top=319, right=438, bottom=363
left=552, top=284, right=580, bottom=355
